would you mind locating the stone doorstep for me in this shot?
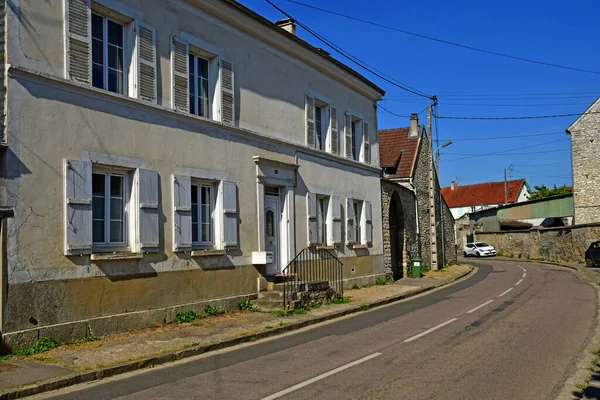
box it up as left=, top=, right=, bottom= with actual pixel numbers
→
left=0, top=266, right=475, bottom=400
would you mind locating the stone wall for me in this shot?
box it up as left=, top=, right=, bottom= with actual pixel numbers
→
left=568, top=99, right=600, bottom=224
left=381, top=180, right=417, bottom=278
left=476, top=223, right=600, bottom=263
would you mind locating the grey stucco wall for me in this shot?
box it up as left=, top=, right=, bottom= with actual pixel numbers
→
left=569, top=99, right=600, bottom=224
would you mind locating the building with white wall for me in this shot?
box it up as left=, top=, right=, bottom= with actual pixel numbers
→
left=0, top=0, right=385, bottom=349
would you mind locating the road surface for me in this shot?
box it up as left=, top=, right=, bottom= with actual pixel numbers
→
left=39, top=259, right=597, bottom=400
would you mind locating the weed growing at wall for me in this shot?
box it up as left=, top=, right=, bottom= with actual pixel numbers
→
left=238, top=299, right=261, bottom=312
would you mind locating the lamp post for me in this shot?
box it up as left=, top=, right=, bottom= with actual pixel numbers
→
left=435, top=140, right=452, bottom=268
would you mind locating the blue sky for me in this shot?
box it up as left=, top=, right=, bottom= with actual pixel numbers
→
left=238, top=0, right=600, bottom=189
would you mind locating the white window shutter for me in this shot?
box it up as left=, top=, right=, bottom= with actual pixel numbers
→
left=363, top=200, right=373, bottom=245
left=306, top=192, right=318, bottom=246
left=346, top=197, right=355, bottom=245
left=220, top=58, right=235, bottom=125
left=330, top=106, right=339, bottom=155
left=138, top=23, right=157, bottom=103
left=345, top=113, right=352, bottom=159
left=305, top=95, right=316, bottom=147
left=329, top=195, right=342, bottom=245
left=137, top=169, right=159, bottom=252
left=65, top=0, right=91, bottom=83
left=64, top=159, right=92, bottom=255
left=172, top=174, right=192, bottom=251
left=363, top=121, right=370, bottom=164
left=221, top=181, right=238, bottom=248
left=171, top=37, right=189, bottom=112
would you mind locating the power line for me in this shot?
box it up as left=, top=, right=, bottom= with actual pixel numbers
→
left=386, top=94, right=600, bottom=100
left=286, top=0, right=600, bottom=75
left=441, top=149, right=569, bottom=162
left=440, top=139, right=565, bottom=161
left=378, top=102, right=431, bottom=118
left=266, top=0, right=433, bottom=99
left=384, top=99, right=593, bottom=107
left=512, top=170, right=570, bottom=179
left=434, top=111, right=600, bottom=120
left=512, top=161, right=570, bottom=166
left=445, top=132, right=565, bottom=141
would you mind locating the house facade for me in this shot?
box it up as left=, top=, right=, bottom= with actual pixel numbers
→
left=379, top=114, right=456, bottom=279
left=566, top=97, right=600, bottom=224
left=442, top=179, right=530, bottom=220
left=0, top=0, right=385, bottom=349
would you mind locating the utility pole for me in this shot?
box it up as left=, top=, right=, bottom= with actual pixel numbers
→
left=428, top=105, right=438, bottom=271
left=504, top=168, right=508, bottom=205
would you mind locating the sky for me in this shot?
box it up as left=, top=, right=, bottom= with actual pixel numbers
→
left=238, top=0, right=600, bottom=190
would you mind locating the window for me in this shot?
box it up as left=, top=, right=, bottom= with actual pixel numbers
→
left=317, top=196, right=328, bottom=244
left=353, top=200, right=362, bottom=243
left=92, top=171, right=127, bottom=245
left=191, top=184, right=214, bottom=246
left=189, top=54, right=210, bottom=118
left=315, top=106, right=324, bottom=151
left=351, top=120, right=358, bottom=161
left=92, top=13, right=125, bottom=94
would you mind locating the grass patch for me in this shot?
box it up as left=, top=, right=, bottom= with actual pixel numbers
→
left=175, top=305, right=225, bottom=324
left=271, top=307, right=309, bottom=317
left=238, top=299, right=261, bottom=312
left=328, top=296, right=351, bottom=305
left=361, top=304, right=370, bottom=311
left=0, top=337, right=59, bottom=362
left=375, top=276, right=395, bottom=286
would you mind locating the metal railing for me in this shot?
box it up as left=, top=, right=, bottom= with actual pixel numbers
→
left=282, top=247, right=344, bottom=310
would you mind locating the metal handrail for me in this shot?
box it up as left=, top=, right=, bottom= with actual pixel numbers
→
left=281, top=247, right=344, bottom=310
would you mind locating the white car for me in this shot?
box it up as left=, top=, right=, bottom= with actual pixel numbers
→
left=463, top=242, right=496, bottom=257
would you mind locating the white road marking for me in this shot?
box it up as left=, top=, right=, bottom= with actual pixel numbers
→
left=466, top=300, right=494, bottom=314
left=515, top=279, right=523, bottom=286
left=403, top=318, right=459, bottom=343
left=522, top=273, right=526, bottom=278
left=261, top=352, right=382, bottom=400
left=498, top=288, right=513, bottom=297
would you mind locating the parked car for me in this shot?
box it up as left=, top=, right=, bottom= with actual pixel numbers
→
left=463, top=242, right=497, bottom=257
left=585, top=241, right=600, bottom=267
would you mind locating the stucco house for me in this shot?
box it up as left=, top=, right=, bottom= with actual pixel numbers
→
left=0, top=0, right=386, bottom=349
left=566, top=97, right=600, bottom=224
left=379, top=114, right=456, bottom=280
left=441, top=179, right=530, bottom=220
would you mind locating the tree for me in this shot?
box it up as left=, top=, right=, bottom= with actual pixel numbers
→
left=528, top=184, right=572, bottom=200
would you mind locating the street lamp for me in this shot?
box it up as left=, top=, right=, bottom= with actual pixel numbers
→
left=435, top=140, right=452, bottom=268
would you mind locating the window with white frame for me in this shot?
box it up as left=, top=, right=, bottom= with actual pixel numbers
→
left=353, top=200, right=362, bottom=242
left=92, top=13, right=125, bottom=94
left=189, top=54, right=211, bottom=118
left=191, top=183, right=215, bottom=246
left=317, top=196, right=329, bottom=244
left=92, top=169, right=129, bottom=247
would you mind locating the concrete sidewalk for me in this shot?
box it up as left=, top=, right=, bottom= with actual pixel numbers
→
left=0, top=264, right=473, bottom=399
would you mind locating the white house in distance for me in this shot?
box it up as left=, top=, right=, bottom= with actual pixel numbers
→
left=441, top=179, right=530, bottom=219
left=0, top=0, right=385, bottom=349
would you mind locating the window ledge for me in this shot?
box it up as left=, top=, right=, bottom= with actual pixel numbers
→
left=316, top=245, right=336, bottom=250
left=90, top=252, right=143, bottom=261
left=351, top=244, right=369, bottom=250
left=191, top=249, right=227, bottom=257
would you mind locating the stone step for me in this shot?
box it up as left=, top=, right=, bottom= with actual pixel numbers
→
left=258, top=290, right=284, bottom=300
left=253, top=298, right=285, bottom=311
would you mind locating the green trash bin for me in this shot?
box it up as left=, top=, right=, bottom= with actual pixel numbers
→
left=411, top=258, right=422, bottom=278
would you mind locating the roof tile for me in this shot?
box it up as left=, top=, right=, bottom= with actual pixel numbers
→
left=441, top=179, right=526, bottom=208
left=378, top=127, right=420, bottom=179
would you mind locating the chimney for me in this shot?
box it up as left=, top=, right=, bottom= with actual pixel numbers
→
left=275, top=18, right=296, bottom=36
left=451, top=181, right=457, bottom=190
left=409, top=113, right=419, bottom=138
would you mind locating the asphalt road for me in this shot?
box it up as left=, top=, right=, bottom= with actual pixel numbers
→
left=39, top=259, right=598, bottom=400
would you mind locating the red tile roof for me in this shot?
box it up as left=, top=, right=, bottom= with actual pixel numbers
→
left=441, top=179, right=526, bottom=208
left=378, top=127, right=420, bottom=178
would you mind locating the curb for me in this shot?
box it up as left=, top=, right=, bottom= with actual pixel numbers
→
left=491, top=256, right=580, bottom=271
left=0, top=266, right=475, bottom=400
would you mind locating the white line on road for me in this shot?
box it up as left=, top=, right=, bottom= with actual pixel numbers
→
left=261, top=352, right=382, bottom=400
left=515, top=279, right=523, bottom=286
left=522, top=273, right=526, bottom=278
left=403, top=318, right=459, bottom=343
left=498, top=288, right=513, bottom=297
left=466, top=300, right=494, bottom=314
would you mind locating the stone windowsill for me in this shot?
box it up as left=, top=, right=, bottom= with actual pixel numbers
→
left=351, top=244, right=369, bottom=250
left=191, top=249, right=227, bottom=257
left=316, top=245, right=336, bottom=250
left=90, top=252, right=144, bottom=261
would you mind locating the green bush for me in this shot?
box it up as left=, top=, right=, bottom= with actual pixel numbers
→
left=238, top=299, right=261, bottom=312
left=328, top=296, right=351, bottom=304
left=375, top=276, right=394, bottom=286
left=175, top=310, right=198, bottom=323
left=202, top=304, right=225, bottom=317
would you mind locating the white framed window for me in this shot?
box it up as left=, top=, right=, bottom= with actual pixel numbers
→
left=353, top=200, right=362, bottom=243
left=189, top=53, right=211, bottom=118
left=92, top=13, right=125, bottom=94
left=317, top=196, right=329, bottom=244
left=191, top=182, right=215, bottom=247
left=306, top=95, right=338, bottom=154
left=92, top=169, right=128, bottom=246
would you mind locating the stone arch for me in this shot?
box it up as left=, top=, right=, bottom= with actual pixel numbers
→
left=389, top=191, right=405, bottom=280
